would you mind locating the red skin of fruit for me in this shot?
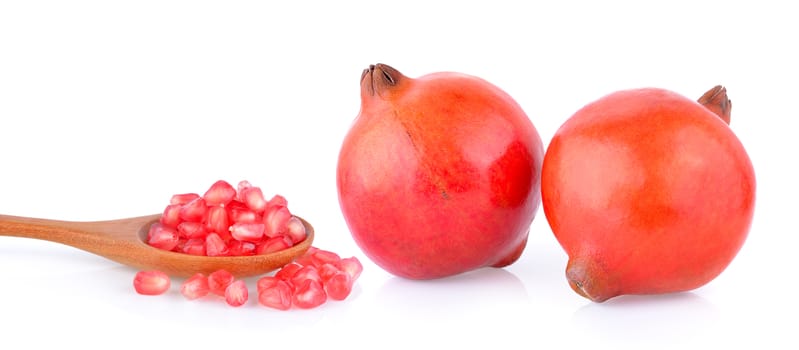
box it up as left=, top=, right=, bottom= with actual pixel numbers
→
left=541, top=86, right=755, bottom=302
left=337, top=64, right=544, bottom=279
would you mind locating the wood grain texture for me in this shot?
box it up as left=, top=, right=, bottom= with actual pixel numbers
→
left=0, top=214, right=314, bottom=277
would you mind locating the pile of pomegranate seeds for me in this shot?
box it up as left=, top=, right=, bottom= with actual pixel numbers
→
left=147, top=179, right=306, bottom=256
left=133, top=247, right=363, bottom=310
left=258, top=247, right=363, bottom=310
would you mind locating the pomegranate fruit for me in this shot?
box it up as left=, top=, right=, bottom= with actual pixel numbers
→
left=337, top=63, right=544, bottom=279
left=541, top=85, right=755, bottom=302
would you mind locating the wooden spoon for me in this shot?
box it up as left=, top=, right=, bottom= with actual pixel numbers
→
left=0, top=214, right=314, bottom=277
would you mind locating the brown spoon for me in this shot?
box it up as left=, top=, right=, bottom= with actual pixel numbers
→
left=0, top=214, right=314, bottom=277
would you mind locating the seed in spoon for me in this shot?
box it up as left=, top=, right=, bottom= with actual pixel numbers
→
left=147, top=179, right=306, bottom=257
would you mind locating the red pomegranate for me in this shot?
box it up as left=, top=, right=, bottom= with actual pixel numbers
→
left=337, top=64, right=544, bottom=279
left=541, top=85, right=755, bottom=302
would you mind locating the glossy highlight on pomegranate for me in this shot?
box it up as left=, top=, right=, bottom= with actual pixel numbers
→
left=541, top=85, right=755, bottom=302
left=337, top=63, right=544, bottom=279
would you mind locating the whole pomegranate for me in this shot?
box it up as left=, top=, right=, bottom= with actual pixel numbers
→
left=541, top=85, right=755, bottom=302
left=337, top=64, right=544, bottom=279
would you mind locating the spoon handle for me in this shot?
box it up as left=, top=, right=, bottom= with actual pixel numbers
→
left=0, top=214, right=158, bottom=260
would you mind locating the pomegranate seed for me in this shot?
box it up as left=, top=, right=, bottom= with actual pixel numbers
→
left=236, top=180, right=253, bottom=198
left=230, top=222, right=265, bottom=242
left=318, top=263, right=341, bottom=282
left=294, top=247, right=319, bottom=266
left=274, top=262, right=303, bottom=282
left=208, top=269, right=235, bottom=296
left=258, top=279, right=293, bottom=310
left=133, top=270, right=171, bottom=296
left=205, top=233, right=229, bottom=257
left=293, top=279, right=326, bottom=309
left=181, top=238, right=206, bottom=256
left=256, top=276, right=280, bottom=294
left=177, top=221, right=207, bottom=239
left=267, top=194, right=288, bottom=208
left=325, top=271, right=354, bottom=301
left=179, top=197, right=207, bottom=222
left=170, top=193, right=200, bottom=205
left=337, top=257, right=364, bottom=281
left=228, top=200, right=259, bottom=223
left=205, top=205, right=231, bottom=239
left=225, top=280, right=249, bottom=307
left=285, top=216, right=307, bottom=244
left=228, top=240, right=257, bottom=256
left=147, top=223, right=180, bottom=251
left=203, top=180, right=236, bottom=206
left=240, top=186, right=268, bottom=214
left=310, top=248, right=341, bottom=268
left=263, top=205, right=291, bottom=238
left=290, top=265, right=322, bottom=287
left=256, top=235, right=293, bottom=255
left=181, top=273, right=210, bottom=300
left=160, top=204, right=182, bottom=227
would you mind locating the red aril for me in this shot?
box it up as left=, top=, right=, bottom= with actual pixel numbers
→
left=325, top=271, right=353, bottom=301
left=179, top=197, right=207, bottom=222
left=258, top=279, right=293, bottom=310
left=160, top=204, right=182, bottom=227
left=263, top=205, right=291, bottom=238
left=176, top=221, right=206, bottom=239
left=292, top=279, right=326, bottom=309
left=256, top=236, right=293, bottom=255
left=227, top=240, right=257, bottom=256
left=228, top=202, right=259, bottom=224
left=181, top=238, right=206, bottom=256
left=170, top=193, right=200, bottom=205
left=240, top=186, right=268, bottom=213
left=181, top=273, right=210, bottom=300
left=256, top=276, right=281, bottom=294
left=267, top=194, right=288, bottom=208
left=284, top=217, right=307, bottom=244
left=318, top=263, right=340, bottom=282
left=205, top=233, right=229, bottom=257
left=337, top=64, right=544, bottom=279
left=203, top=180, right=236, bottom=206
left=204, top=206, right=231, bottom=241
left=146, top=223, right=180, bottom=251
left=225, top=280, right=249, bottom=307
left=290, top=265, right=322, bottom=287
left=274, top=262, right=302, bottom=283
left=133, top=270, right=171, bottom=296
left=309, top=248, right=340, bottom=267
left=208, top=269, right=235, bottom=296
left=337, top=257, right=363, bottom=281
left=230, top=222, right=265, bottom=242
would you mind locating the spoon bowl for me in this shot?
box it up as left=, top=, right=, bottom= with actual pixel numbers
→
left=0, top=214, right=314, bottom=277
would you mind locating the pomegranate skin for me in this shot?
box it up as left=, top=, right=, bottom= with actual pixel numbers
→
left=337, top=64, right=544, bottom=280
left=542, top=87, right=756, bottom=302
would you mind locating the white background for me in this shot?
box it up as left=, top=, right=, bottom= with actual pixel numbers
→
left=1, top=1, right=796, bottom=349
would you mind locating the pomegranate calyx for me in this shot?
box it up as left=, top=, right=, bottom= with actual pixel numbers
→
left=565, top=256, right=617, bottom=303
left=360, top=63, right=404, bottom=97
left=697, top=85, right=732, bottom=125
